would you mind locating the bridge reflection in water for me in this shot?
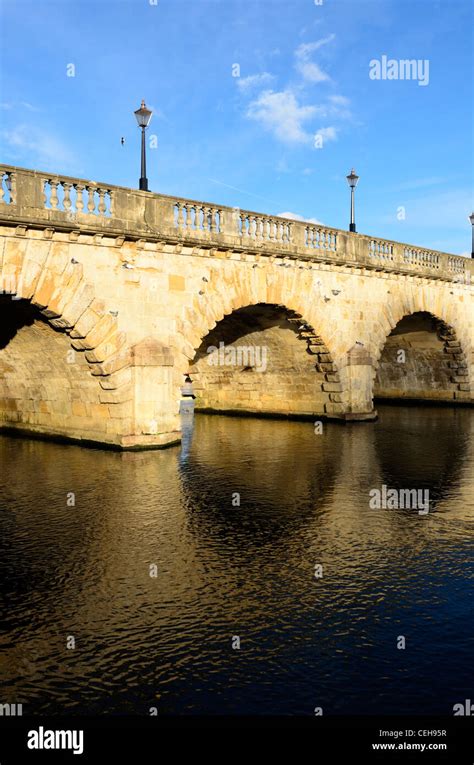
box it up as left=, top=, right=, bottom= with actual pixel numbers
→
left=0, top=406, right=472, bottom=715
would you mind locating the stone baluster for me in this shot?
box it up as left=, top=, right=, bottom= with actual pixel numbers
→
left=287, top=222, right=293, bottom=243
left=42, top=179, right=48, bottom=208
left=185, top=205, right=193, bottom=230
left=0, top=175, right=4, bottom=204
left=75, top=184, right=84, bottom=212
left=63, top=182, right=72, bottom=212
left=86, top=186, right=96, bottom=213
left=176, top=202, right=185, bottom=229
left=108, top=189, right=113, bottom=217
left=209, top=207, right=217, bottom=234
left=98, top=188, right=107, bottom=216
left=50, top=180, right=59, bottom=209
left=194, top=205, right=202, bottom=230
left=217, top=209, right=223, bottom=233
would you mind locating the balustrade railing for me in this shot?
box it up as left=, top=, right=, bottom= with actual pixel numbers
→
left=305, top=225, right=337, bottom=251
left=0, top=164, right=472, bottom=283
left=369, top=238, right=394, bottom=262
left=447, top=255, right=466, bottom=274
left=174, top=201, right=222, bottom=234
left=238, top=212, right=292, bottom=243
left=403, top=246, right=440, bottom=270
left=42, top=178, right=112, bottom=217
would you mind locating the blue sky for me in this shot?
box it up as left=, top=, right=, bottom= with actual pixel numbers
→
left=1, top=0, right=473, bottom=254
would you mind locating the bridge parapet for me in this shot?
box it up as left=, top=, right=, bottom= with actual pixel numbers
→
left=0, top=164, right=472, bottom=284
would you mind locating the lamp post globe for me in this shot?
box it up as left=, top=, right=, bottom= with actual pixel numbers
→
left=134, top=100, right=153, bottom=191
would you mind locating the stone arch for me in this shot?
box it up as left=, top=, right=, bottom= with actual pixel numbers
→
left=372, top=304, right=472, bottom=405
left=176, top=262, right=339, bottom=358
left=184, top=301, right=343, bottom=418
left=0, top=234, right=134, bottom=444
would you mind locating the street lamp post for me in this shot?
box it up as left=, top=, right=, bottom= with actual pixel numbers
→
left=134, top=100, right=153, bottom=191
left=469, top=212, right=474, bottom=258
left=346, top=168, right=359, bottom=233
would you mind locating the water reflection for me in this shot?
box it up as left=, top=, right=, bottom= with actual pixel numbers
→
left=179, top=414, right=342, bottom=549
left=0, top=406, right=472, bottom=716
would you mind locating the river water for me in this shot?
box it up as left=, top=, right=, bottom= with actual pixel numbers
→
left=0, top=405, right=472, bottom=716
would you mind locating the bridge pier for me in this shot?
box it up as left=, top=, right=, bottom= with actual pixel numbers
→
left=123, top=338, right=181, bottom=449
left=340, top=344, right=378, bottom=422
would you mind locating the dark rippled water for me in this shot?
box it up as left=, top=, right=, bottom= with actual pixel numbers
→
left=0, top=405, right=473, bottom=716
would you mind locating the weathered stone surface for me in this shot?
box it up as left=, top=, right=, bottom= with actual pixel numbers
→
left=0, top=164, right=472, bottom=448
left=132, top=338, right=174, bottom=367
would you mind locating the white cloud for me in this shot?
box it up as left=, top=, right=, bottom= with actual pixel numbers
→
left=2, top=101, right=40, bottom=112
left=296, top=35, right=336, bottom=58
left=246, top=89, right=317, bottom=144
left=1, top=125, right=76, bottom=170
left=296, top=61, right=330, bottom=84
left=329, top=94, right=350, bottom=106
left=236, top=72, right=275, bottom=92
left=277, top=211, right=323, bottom=224
left=20, top=102, right=40, bottom=112
left=295, top=35, right=335, bottom=83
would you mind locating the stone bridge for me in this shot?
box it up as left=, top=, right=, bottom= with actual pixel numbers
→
left=0, top=164, right=472, bottom=448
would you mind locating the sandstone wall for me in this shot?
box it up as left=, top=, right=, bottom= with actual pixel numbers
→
left=0, top=225, right=472, bottom=446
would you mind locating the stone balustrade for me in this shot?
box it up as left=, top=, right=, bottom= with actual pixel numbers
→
left=306, top=225, right=337, bottom=251
left=174, top=201, right=222, bottom=234
left=0, top=164, right=472, bottom=284
left=42, top=178, right=112, bottom=217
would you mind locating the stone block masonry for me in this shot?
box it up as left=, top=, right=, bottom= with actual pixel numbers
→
left=0, top=165, right=472, bottom=448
